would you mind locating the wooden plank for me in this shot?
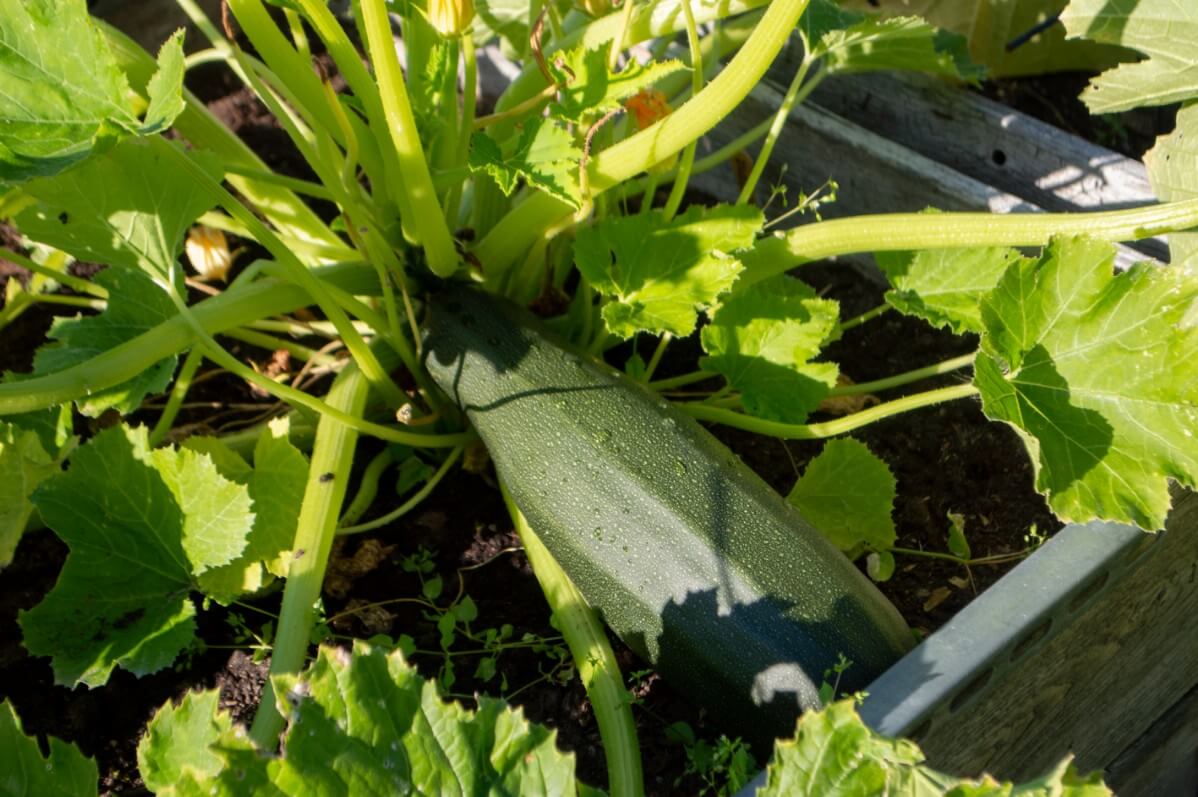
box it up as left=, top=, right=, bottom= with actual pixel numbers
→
left=1107, top=681, right=1198, bottom=796
left=862, top=489, right=1198, bottom=782
left=764, top=58, right=1168, bottom=261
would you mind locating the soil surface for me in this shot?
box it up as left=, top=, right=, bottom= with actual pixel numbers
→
left=0, top=34, right=1093, bottom=797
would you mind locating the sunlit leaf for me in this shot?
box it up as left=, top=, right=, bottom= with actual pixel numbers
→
left=701, top=276, right=840, bottom=422
left=759, top=700, right=1110, bottom=795
left=788, top=439, right=897, bottom=553
left=20, top=426, right=254, bottom=686
left=575, top=204, right=763, bottom=337
left=974, top=236, right=1198, bottom=530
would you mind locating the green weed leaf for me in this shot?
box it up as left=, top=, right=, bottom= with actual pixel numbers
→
left=31, top=268, right=178, bottom=416
left=20, top=425, right=255, bottom=686
left=0, top=420, right=61, bottom=568
left=1, top=699, right=97, bottom=797
left=974, top=236, right=1198, bottom=530
left=700, top=275, right=840, bottom=422
left=549, top=43, right=686, bottom=123
left=575, top=204, right=763, bottom=337
left=877, top=244, right=1028, bottom=334
left=759, top=700, right=1109, bottom=795
left=788, top=439, right=897, bottom=553
left=469, top=118, right=583, bottom=209
left=16, top=138, right=221, bottom=285
left=946, top=511, right=971, bottom=559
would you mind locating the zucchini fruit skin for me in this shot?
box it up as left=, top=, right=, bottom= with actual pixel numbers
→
left=423, top=286, right=912, bottom=742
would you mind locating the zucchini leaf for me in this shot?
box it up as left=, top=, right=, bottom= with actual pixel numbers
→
left=19, top=425, right=255, bottom=686
left=1061, top=0, right=1198, bottom=114
left=30, top=268, right=177, bottom=417
left=700, top=275, right=840, bottom=422
left=801, top=1, right=983, bottom=80
left=1145, top=104, right=1198, bottom=272
left=787, top=439, right=897, bottom=554
left=15, top=138, right=222, bottom=286
left=469, top=118, right=584, bottom=209
left=841, top=0, right=1127, bottom=77
left=548, top=43, right=686, bottom=123
left=877, top=244, right=1028, bottom=335
left=1, top=699, right=97, bottom=797
left=973, top=236, right=1198, bottom=530
left=137, top=643, right=586, bottom=796
left=1062, top=1, right=1198, bottom=271
left=137, top=690, right=241, bottom=796
left=574, top=204, right=763, bottom=337
left=0, top=419, right=63, bottom=569
left=759, top=700, right=1110, bottom=795
left=0, top=0, right=186, bottom=183
left=183, top=419, right=309, bottom=602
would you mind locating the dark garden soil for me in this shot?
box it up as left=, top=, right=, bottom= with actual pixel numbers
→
left=0, top=46, right=1110, bottom=797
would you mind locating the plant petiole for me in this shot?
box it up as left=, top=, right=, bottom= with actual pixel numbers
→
left=833, top=353, right=978, bottom=396
left=338, top=445, right=466, bottom=535
left=834, top=303, right=892, bottom=335
left=679, top=382, right=980, bottom=439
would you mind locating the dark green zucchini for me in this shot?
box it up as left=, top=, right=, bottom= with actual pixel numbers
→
left=423, top=286, right=912, bottom=742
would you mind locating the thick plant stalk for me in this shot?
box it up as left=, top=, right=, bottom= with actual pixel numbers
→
left=503, top=485, right=644, bottom=797
left=738, top=198, right=1198, bottom=284
left=358, top=0, right=460, bottom=276
left=249, top=360, right=372, bottom=747
left=103, top=25, right=348, bottom=253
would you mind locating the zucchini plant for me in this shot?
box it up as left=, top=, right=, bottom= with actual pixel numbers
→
left=0, top=0, right=1193, bottom=792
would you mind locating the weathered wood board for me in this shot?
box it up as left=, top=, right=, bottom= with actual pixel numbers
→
left=862, top=490, right=1198, bottom=791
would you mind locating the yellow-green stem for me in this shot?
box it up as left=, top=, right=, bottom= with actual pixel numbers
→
left=680, top=382, right=980, bottom=439
left=503, top=484, right=644, bottom=797
left=249, top=359, right=372, bottom=747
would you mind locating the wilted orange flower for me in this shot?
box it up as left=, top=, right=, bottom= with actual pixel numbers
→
left=624, top=89, right=672, bottom=130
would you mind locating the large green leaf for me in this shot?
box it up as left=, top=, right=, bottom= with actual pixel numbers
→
left=1061, top=0, right=1198, bottom=114
left=0, top=700, right=97, bottom=797
left=0, top=0, right=135, bottom=182
left=843, top=0, right=1128, bottom=77
left=877, top=245, right=1028, bottom=334
left=759, top=700, right=1110, bottom=795
left=31, top=268, right=178, bottom=416
left=0, top=2, right=187, bottom=182
left=787, top=439, right=897, bottom=554
left=700, top=275, right=840, bottom=422
left=973, top=236, right=1198, bottom=530
left=20, top=425, right=255, bottom=686
left=16, top=138, right=221, bottom=285
left=137, top=644, right=586, bottom=796
left=575, top=204, right=763, bottom=337
left=0, top=420, right=61, bottom=568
